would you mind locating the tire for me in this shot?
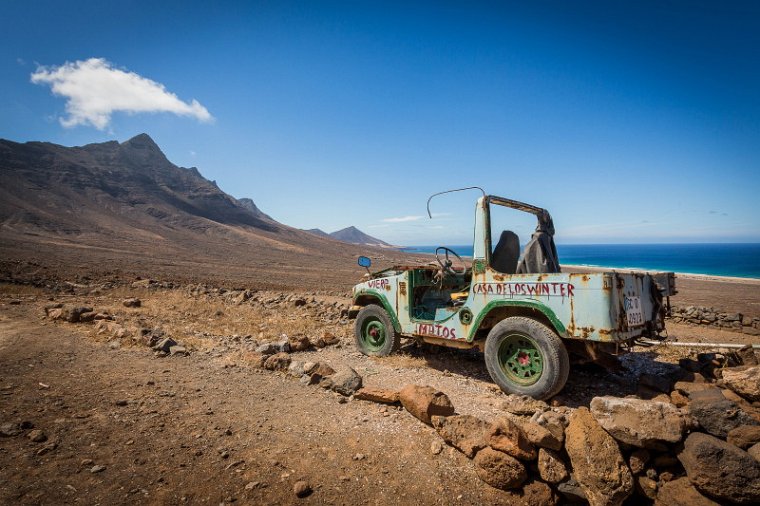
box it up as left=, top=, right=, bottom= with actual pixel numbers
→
left=354, top=305, right=400, bottom=357
left=484, top=316, right=570, bottom=400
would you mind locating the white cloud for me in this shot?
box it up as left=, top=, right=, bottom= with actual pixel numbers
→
left=382, top=215, right=423, bottom=223
left=31, top=58, right=213, bottom=129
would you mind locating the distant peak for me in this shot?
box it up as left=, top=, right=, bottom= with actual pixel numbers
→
left=122, top=133, right=159, bottom=150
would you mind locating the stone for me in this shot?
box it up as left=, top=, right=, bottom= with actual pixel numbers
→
left=727, top=425, right=760, bottom=449
left=473, top=447, right=527, bottom=490
left=169, top=345, right=187, bottom=356
left=748, top=443, right=760, bottom=461
left=311, top=362, right=336, bottom=378
left=398, top=385, right=455, bottom=425
left=674, top=381, right=718, bottom=397
left=27, top=429, right=47, bottom=442
left=90, top=464, right=106, bottom=473
left=487, top=416, right=537, bottom=461
left=556, top=475, right=588, bottom=503
left=736, top=345, right=759, bottom=366
left=636, top=476, right=658, bottom=500
left=255, top=342, right=280, bottom=355
left=670, top=390, right=689, bottom=407
left=287, top=361, right=305, bottom=377
left=537, top=448, right=568, bottom=484
left=532, top=410, right=566, bottom=447
left=263, top=352, right=291, bottom=372
left=153, top=337, right=177, bottom=353
left=0, top=423, right=21, bottom=437
left=518, top=479, right=560, bottom=506
left=655, top=477, right=719, bottom=506
left=78, top=311, right=97, bottom=322
left=430, top=439, right=443, bottom=455
left=565, top=407, right=633, bottom=506
left=722, top=366, right=760, bottom=402
left=628, top=449, right=650, bottom=475
left=354, top=387, right=400, bottom=404
left=432, top=415, right=489, bottom=458
left=678, top=432, right=760, bottom=504
left=501, top=394, right=549, bottom=416
left=122, top=298, right=141, bottom=308
left=590, top=396, right=692, bottom=449
left=639, top=373, right=673, bottom=393
left=293, top=480, right=312, bottom=498
left=327, top=367, right=362, bottom=396
left=688, top=394, right=759, bottom=438
left=521, top=420, right=562, bottom=451
left=287, top=334, right=311, bottom=352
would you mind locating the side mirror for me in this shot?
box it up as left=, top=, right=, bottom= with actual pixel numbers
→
left=358, top=256, right=372, bottom=268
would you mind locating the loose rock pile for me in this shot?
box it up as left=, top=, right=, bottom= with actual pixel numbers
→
left=254, top=338, right=760, bottom=505
left=669, top=305, right=760, bottom=335
left=44, top=302, right=189, bottom=356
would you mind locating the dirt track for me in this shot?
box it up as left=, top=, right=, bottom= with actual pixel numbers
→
left=0, top=302, right=534, bottom=505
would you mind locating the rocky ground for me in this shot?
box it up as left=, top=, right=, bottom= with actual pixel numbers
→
left=1, top=281, right=760, bottom=505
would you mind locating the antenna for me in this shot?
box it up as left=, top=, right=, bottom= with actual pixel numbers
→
left=426, top=186, right=485, bottom=218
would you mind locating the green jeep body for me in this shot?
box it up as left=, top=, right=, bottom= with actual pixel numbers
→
left=349, top=194, right=676, bottom=400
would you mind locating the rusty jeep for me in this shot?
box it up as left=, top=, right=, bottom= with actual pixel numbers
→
left=349, top=189, right=676, bottom=400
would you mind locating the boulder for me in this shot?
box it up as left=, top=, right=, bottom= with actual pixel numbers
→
left=521, top=420, right=562, bottom=451
left=537, top=448, right=568, bottom=484
left=517, top=479, right=560, bottom=506
left=432, top=415, right=489, bottom=458
left=287, top=361, right=305, bottom=377
left=263, top=352, right=291, bottom=372
left=564, top=407, right=633, bottom=506
left=736, top=345, right=759, bottom=366
left=255, top=342, right=280, bottom=355
left=628, top=448, right=650, bottom=475
left=688, top=392, right=759, bottom=438
left=673, top=381, right=718, bottom=397
left=727, top=425, right=760, bottom=450
left=473, top=447, right=527, bottom=490
left=722, top=366, right=760, bottom=402
left=590, top=396, right=691, bottom=449
left=639, top=373, right=673, bottom=393
left=531, top=410, right=566, bottom=447
left=122, top=298, right=141, bottom=308
left=325, top=367, right=362, bottom=396
left=501, top=394, right=549, bottom=416
left=287, top=334, right=311, bottom=352
left=487, top=416, right=537, bottom=461
left=153, top=337, right=177, bottom=353
left=748, top=443, right=760, bottom=461
left=398, top=385, right=455, bottom=425
left=678, top=432, right=760, bottom=504
left=556, top=475, right=588, bottom=503
left=636, top=476, right=658, bottom=501
left=654, top=477, right=720, bottom=506
left=354, top=387, right=399, bottom=404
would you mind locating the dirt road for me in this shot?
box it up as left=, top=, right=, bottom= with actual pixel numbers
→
left=0, top=303, right=528, bottom=505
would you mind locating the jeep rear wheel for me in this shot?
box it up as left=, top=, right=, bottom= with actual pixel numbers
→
left=484, top=316, right=569, bottom=400
left=354, top=305, right=400, bottom=357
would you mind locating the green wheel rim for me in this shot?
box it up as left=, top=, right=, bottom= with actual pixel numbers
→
left=498, top=333, right=543, bottom=386
left=360, top=317, right=386, bottom=352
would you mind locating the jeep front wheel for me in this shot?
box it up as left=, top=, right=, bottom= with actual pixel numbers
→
left=354, top=305, right=400, bottom=357
left=484, top=316, right=569, bottom=400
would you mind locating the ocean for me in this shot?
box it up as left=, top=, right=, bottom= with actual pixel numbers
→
left=401, top=243, right=760, bottom=279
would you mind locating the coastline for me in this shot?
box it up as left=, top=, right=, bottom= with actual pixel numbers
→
left=561, top=264, right=760, bottom=285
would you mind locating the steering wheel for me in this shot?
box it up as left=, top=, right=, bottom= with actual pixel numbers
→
left=435, top=247, right=465, bottom=276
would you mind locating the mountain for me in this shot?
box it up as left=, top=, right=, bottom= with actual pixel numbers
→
left=330, top=226, right=394, bottom=248
left=0, top=133, right=409, bottom=288
left=304, top=228, right=331, bottom=239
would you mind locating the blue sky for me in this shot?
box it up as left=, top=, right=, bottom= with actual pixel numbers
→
left=1, top=1, right=759, bottom=245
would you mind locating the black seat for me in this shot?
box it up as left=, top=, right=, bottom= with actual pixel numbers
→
left=491, top=230, right=520, bottom=274
left=516, top=228, right=561, bottom=274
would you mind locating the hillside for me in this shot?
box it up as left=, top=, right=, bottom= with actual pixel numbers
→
left=0, top=134, right=411, bottom=288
